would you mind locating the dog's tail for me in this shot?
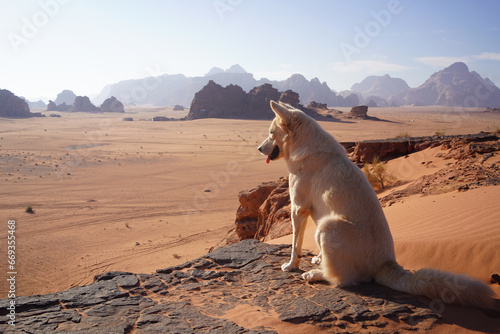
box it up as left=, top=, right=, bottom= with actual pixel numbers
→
left=374, top=260, right=495, bottom=309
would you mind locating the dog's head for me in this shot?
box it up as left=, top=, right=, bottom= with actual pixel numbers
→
left=258, top=100, right=301, bottom=163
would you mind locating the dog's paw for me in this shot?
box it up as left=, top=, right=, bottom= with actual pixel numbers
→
left=302, top=269, right=324, bottom=282
left=311, top=255, right=321, bottom=265
left=281, top=261, right=297, bottom=272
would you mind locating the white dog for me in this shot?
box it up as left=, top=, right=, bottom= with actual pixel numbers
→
left=258, top=100, right=494, bottom=308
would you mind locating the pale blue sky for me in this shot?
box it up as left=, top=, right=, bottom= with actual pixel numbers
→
left=1, top=0, right=499, bottom=101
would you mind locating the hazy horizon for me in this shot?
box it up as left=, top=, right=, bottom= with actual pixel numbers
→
left=1, top=0, right=500, bottom=102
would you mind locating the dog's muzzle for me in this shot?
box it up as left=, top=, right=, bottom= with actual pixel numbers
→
left=268, top=145, right=280, bottom=160
left=258, top=144, right=280, bottom=164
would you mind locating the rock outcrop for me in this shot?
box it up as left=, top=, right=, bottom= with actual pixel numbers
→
left=186, top=80, right=248, bottom=119
left=232, top=178, right=291, bottom=243
left=71, top=96, right=100, bottom=112
left=46, top=100, right=57, bottom=111
left=0, top=89, right=43, bottom=118
left=0, top=240, right=444, bottom=333
left=186, top=81, right=337, bottom=121
left=351, top=132, right=498, bottom=164
left=307, top=101, right=328, bottom=109
left=99, top=96, right=125, bottom=113
left=346, top=105, right=369, bottom=119
left=54, top=89, right=76, bottom=106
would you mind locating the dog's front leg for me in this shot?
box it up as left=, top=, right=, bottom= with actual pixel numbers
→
left=282, top=206, right=308, bottom=272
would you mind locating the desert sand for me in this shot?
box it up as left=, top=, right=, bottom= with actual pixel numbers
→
left=1, top=106, right=499, bottom=332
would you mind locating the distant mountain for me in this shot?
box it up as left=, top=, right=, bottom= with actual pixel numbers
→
left=20, top=97, right=46, bottom=109
left=390, top=62, right=500, bottom=107
left=351, top=74, right=409, bottom=100
left=93, top=65, right=358, bottom=107
left=273, top=74, right=359, bottom=107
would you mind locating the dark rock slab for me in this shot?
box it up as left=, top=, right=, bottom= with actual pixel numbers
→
left=0, top=240, right=453, bottom=333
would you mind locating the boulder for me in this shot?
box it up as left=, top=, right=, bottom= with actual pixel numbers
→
left=348, top=105, right=369, bottom=119
left=99, top=96, right=124, bottom=113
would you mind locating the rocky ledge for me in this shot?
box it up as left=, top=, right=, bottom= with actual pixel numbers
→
left=1, top=240, right=444, bottom=333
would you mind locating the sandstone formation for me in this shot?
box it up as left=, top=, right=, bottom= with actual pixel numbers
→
left=0, top=89, right=42, bottom=118
left=346, top=105, right=369, bottom=119
left=99, top=96, right=125, bottom=113
left=71, top=96, right=100, bottom=112
left=232, top=178, right=291, bottom=243
left=187, top=81, right=337, bottom=121
left=54, top=89, right=76, bottom=106
left=46, top=100, right=57, bottom=111
left=307, top=101, right=328, bottom=109
left=279, top=90, right=301, bottom=108
left=187, top=81, right=248, bottom=119
left=0, top=240, right=443, bottom=333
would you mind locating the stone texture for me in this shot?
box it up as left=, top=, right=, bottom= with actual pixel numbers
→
left=0, top=239, right=446, bottom=333
left=231, top=177, right=291, bottom=243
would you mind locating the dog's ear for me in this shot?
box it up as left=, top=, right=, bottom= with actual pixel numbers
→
left=278, top=101, right=294, bottom=109
left=270, top=100, right=293, bottom=131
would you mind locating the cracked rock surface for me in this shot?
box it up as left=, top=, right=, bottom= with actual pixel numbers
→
left=1, top=240, right=444, bottom=333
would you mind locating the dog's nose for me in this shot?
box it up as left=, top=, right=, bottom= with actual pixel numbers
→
left=258, top=146, right=262, bottom=153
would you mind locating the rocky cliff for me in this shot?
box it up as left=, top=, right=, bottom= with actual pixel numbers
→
left=0, top=89, right=43, bottom=118
left=186, top=81, right=326, bottom=120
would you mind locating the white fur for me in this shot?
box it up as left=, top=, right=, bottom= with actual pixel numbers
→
left=258, top=100, right=494, bottom=308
